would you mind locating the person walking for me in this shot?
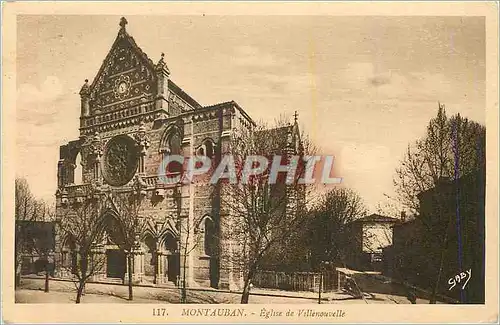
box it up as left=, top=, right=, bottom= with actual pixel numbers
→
left=406, top=286, right=417, bottom=304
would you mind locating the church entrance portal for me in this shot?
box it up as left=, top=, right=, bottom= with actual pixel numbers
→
left=106, top=249, right=126, bottom=279
left=167, top=254, right=180, bottom=283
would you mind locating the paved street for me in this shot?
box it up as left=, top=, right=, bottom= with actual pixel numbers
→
left=349, top=271, right=447, bottom=304
left=16, top=278, right=316, bottom=304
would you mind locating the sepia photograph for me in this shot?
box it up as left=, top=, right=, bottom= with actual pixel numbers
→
left=2, top=2, right=498, bottom=324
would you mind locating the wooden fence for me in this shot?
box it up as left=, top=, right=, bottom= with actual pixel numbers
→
left=252, top=270, right=338, bottom=292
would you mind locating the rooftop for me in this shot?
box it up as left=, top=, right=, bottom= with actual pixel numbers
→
left=351, top=213, right=400, bottom=224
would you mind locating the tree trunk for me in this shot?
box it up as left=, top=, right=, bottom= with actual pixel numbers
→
left=15, top=260, right=21, bottom=289
left=128, top=254, right=133, bottom=301
left=240, top=267, right=256, bottom=304
left=76, top=255, right=89, bottom=304
left=44, top=265, right=50, bottom=293
left=430, top=224, right=450, bottom=304
left=181, top=280, right=187, bottom=303
left=430, top=245, right=446, bottom=304
left=181, top=258, right=187, bottom=303
left=15, top=273, right=21, bottom=289
left=240, top=276, right=252, bottom=304
left=75, top=281, right=85, bottom=304
left=181, top=253, right=187, bottom=303
left=15, top=242, right=21, bottom=290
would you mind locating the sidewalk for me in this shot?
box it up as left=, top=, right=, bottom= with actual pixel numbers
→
left=20, top=275, right=353, bottom=302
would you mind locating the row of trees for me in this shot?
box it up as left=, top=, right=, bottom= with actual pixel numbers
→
left=225, top=103, right=485, bottom=304
left=15, top=176, right=153, bottom=303
left=219, top=119, right=313, bottom=303
left=15, top=102, right=485, bottom=305
left=216, top=117, right=372, bottom=303
left=13, top=116, right=376, bottom=304
left=56, top=186, right=146, bottom=303
left=15, top=178, right=54, bottom=291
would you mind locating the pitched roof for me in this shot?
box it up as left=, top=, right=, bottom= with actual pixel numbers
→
left=168, top=79, right=202, bottom=109
left=202, top=100, right=256, bottom=126
left=351, top=213, right=400, bottom=224
left=257, top=125, right=293, bottom=138
left=202, top=100, right=235, bottom=110
left=256, top=125, right=294, bottom=152
left=256, top=120, right=303, bottom=154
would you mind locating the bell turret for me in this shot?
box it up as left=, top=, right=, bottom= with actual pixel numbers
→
left=79, top=79, right=90, bottom=117
left=155, top=52, right=170, bottom=112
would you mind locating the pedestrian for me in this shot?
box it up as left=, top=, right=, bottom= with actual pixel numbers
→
left=406, top=286, right=417, bottom=304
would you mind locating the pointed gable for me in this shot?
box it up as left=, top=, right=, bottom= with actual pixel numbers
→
left=89, top=18, right=157, bottom=113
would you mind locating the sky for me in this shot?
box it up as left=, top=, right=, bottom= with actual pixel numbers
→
left=16, top=15, right=485, bottom=213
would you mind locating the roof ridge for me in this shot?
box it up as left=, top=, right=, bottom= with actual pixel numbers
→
left=203, top=100, right=235, bottom=109
left=168, top=79, right=202, bottom=109
left=352, top=214, right=400, bottom=223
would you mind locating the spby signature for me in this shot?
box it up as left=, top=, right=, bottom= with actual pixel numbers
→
left=448, top=268, right=472, bottom=291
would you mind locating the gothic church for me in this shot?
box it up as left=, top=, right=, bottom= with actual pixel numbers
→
left=54, top=17, right=300, bottom=290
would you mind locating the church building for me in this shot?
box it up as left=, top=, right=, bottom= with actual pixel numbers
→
left=54, top=17, right=300, bottom=290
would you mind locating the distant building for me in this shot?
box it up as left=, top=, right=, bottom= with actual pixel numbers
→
left=345, top=214, right=399, bottom=271
left=383, top=169, right=485, bottom=303
left=16, top=220, right=56, bottom=275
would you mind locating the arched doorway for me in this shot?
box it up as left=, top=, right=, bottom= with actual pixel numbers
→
left=202, top=217, right=219, bottom=288
left=143, top=234, right=157, bottom=281
left=96, top=213, right=127, bottom=280
left=163, top=232, right=179, bottom=283
left=61, top=235, right=77, bottom=275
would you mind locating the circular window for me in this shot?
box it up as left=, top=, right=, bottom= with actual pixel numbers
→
left=102, top=135, right=139, bottom=186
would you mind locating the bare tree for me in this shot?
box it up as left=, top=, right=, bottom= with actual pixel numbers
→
left=172, top=185, right=204, bottom=303
left=217, top=117, right=316, bottom=303
left=15, top=178, right=37, bottom=288
left=15, top=178, right=56, bottom=288
left=393, top=103, right=486, bottom=303
left=376, top=195, right=404, bottom=219
left=111, top=181, right=147, bottom=302
left=307, top=187, right=368, bottom=269
left=58, top=186, right=105, bottom=303
left=30, top=201, right=55, bottom=293
left=394, top=103, right=485, bottom=214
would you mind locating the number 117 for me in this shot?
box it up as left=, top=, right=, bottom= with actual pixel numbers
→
left=153, top=308, right=166, bottom=316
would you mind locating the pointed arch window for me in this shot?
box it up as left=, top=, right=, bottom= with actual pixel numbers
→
left=196, top=139, right=215, bottom=159
left=203, top=217, right=216, bottom=256
left=160, top=131, right=181, bottom=155
left=74, top=152, right=83, bottom=184
left=160, top=128, right=183, bottom=175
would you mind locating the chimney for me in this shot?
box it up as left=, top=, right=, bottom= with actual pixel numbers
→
left=400, top=211, right=406, bottom=222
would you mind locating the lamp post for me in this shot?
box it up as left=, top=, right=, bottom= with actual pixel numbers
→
left=318, top=261, right=330, bottom=304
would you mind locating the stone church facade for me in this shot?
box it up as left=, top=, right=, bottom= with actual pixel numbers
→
left=54, top=17, right=300, bottom=290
